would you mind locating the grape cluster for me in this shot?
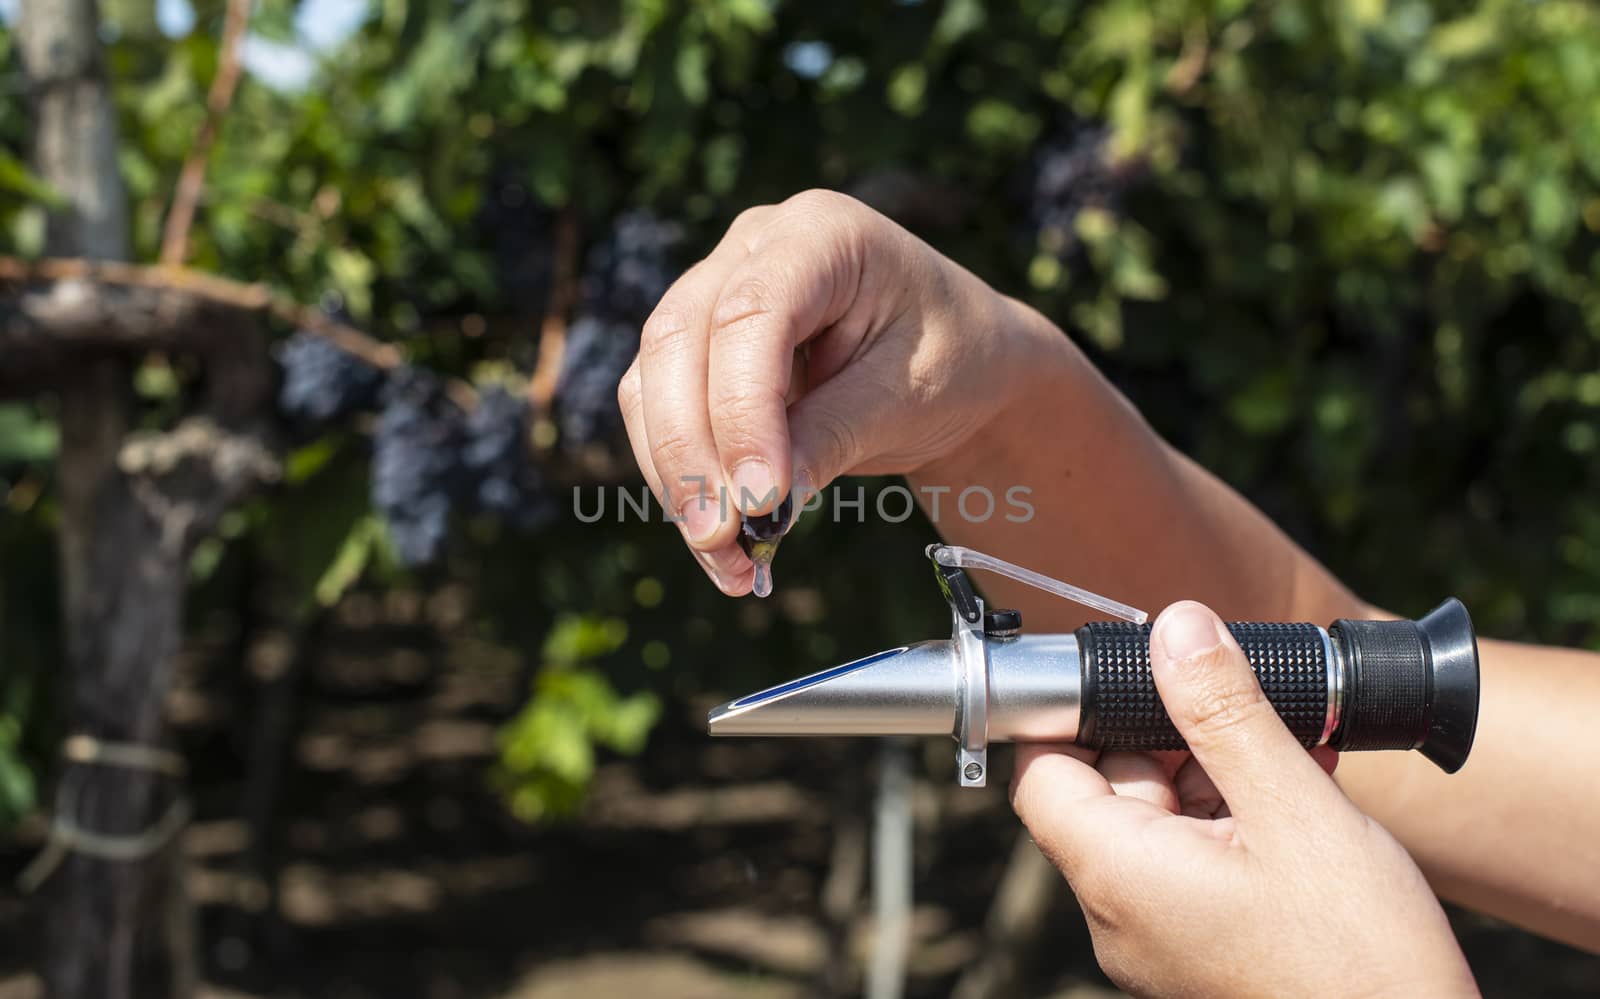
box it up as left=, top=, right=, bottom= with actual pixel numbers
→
left=555, top=315, right=639, bottom=447
left=555, top=211, right=684, bottom=449
left=370, top=368, right=468, bottom=567
left=464, top=386, right=555, bottom=529
left=577, top=211, right=685, bottom=321
left=274, top=209, right=688, bottom=562
left=1030, top=125, right=1133, bottom=257
left=275, top=331, right=385, bottom=427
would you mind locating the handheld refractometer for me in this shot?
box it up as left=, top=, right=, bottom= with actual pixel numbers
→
left=709, top=545, right=1481, bottom=787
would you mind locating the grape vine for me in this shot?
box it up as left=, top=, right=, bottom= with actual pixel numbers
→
left=271, top=211, right=680, bottom=565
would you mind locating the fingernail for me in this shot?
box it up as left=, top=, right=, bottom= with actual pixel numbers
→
left=698, top=547, right=753, bottom=594
left=1154, top=602, right=1225, bottom=662
left=694, top=550, right=724, bottom=587
left=680, top=492, right=724, bottom=543
left=788, top=468, right=818, bottom=527
left=731, top=458, right=777, bottom=514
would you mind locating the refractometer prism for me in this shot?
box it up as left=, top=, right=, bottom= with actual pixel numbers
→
left=708, top=545, right=1481, bottom=787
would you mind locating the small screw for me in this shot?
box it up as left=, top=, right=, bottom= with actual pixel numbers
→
left=963, top=761, right=984, bottom=781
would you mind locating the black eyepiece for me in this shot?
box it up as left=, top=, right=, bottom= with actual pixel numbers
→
left=1329, top=598, right=1480, bottom=773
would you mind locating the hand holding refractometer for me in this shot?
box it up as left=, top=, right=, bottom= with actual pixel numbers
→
left=708, top=545, right=1480, bottom=787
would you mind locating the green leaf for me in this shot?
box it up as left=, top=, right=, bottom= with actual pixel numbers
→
left=1528, top=174, right=1573, bottom=242
left=328, top=246, right=376, bottom=319
left=887, top=64, right=927, bottom=117
left=1431, top=13, right=1498, bottom=62
left=1375, top=177, right=1429, bottom=243
left=0, top=152, right=65, bottom=207
left=1228, top=372, right=1295, bottom=436
left=314, top=516, right=381, bottom=608
left=933, top=0, right=985, bottom=48
left=675, top=39, right=710, bottom=106
left=0, top=405, right=59, bottom=462
left=965, top=99, right=1040, bottom=153
left=0, top=751, right=35, bottom=823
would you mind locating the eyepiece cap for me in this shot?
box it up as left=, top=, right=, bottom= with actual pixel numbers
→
left=1329, top=598, right=1480, bottom=773
left=1414, top=597, right=1480, bottom=773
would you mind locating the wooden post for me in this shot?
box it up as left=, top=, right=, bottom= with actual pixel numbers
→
left=17, top=0, right=189, bottom=994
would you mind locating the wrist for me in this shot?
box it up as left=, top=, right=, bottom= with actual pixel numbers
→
left=914, top=293, right=1089, bottom=485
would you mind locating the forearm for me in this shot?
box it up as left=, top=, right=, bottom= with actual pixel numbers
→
left=910, top=296, right=1368, bottom=629
left=1335, top=639, right=1600, bottom=950
left=914, top=298, right=1600, bottom=950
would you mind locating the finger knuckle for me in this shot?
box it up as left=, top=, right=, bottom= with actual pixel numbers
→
left=784, top=188, right=873, bottom=241
left=649, top=426, right=702, bottom=477
left=1182, top=668, right=1269, bottom=737
left=710, top=385, right=782, bottom=442
left=783, top=188, right=851, bottom=216
left=730, top=204, right=775, bottom=233
left=710, top=277, right=781, bottom=337
left=616, top=365, right=642, bottom=413
left=639, top=308, right=696, bottom=364
left=811, top=409, right=861, bottom=470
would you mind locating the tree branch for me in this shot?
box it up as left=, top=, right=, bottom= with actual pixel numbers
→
left=527, top=208, right=581, bottom=417
left=0, top=256, right=442, bottom=397
left=158, top=0, right=251, bottom=267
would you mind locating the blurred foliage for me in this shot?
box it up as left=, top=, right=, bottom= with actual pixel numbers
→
left=3, top=0, right=1600, bottom=825
left=494, top=614, right=660, bottom=821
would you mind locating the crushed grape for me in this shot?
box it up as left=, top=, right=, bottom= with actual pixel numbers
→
left=737, top=493, right=796, bottom=598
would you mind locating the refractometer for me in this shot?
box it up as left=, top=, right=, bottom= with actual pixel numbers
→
left=708, top=544, right=1481, bottom=787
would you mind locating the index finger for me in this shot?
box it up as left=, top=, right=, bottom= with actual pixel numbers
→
left=635, top=239, right=751, bottom=551
left=1011, top=744, right=1166, bottom=872
left=706, top=191, right=871, bottom=514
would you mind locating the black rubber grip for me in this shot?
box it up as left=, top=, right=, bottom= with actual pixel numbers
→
left=1076, top=621, right=1328, bottom=752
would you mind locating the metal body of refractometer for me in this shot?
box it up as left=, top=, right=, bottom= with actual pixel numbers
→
left=708, top=600, right=1481, bottom=789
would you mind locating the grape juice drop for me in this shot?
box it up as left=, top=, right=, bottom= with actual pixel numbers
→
left=737, top=492, right=795, bottom=598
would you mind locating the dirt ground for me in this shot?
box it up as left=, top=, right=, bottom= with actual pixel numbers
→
left=1, top=598, right=1596, bottom=998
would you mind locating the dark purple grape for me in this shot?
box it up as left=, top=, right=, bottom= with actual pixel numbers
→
left=578, top=211, right=685, bottom=323
left=555, top=315, right=638, bottom=448
left=371, top=367, right=468, bottom=566
left=275, top=330, right=384, bottom=426
left=552, top=210, right=684, bottom=452
left=463, top=386, right=554, bottom=529
left=736, top=492, right=796, bottom=561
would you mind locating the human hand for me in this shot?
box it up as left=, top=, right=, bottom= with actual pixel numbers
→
left=618, top=189, right=1074, bottom=594
left=1011, top=600, right=1478, bottom=998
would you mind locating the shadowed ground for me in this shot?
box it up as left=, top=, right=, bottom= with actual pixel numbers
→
left=0, top=589, right=1594, bottom=998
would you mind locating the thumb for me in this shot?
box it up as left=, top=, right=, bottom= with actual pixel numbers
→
left=1149, top=601, right=1346, bottom=828
left=786, top=358, right=900, bottom=491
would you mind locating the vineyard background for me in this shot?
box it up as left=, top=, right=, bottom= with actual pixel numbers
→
left=3, top=0, right=1600, bottom=996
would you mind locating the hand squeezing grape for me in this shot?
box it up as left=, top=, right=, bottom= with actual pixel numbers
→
left=736, top=492, right=795, bottom=598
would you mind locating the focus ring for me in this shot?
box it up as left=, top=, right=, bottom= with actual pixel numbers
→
left=1077, top=621, right=1328, bottom=751
left=1327, top=618, right=1430, bottom=752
